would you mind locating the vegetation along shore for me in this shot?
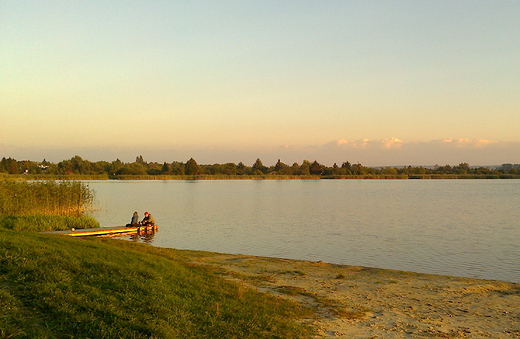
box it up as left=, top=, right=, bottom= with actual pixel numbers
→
left=1, top=155, right=520, bottom=179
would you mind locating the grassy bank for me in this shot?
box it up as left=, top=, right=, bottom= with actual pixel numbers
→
left=0, top=229, right=315, bottom=338
left=0, top=215, right=99, bottom=231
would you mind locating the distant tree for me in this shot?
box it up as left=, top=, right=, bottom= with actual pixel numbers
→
left=110, top=159, right=123, bottom=175
left=341, top=161, right=352, bottom=170
left=500, top=163, right=513, bottom=171
left=252, top=158, right=266, bottom=174
left=351, top=163, right=366, bottom=175
left=236, top=162, right=247, bottom=175
left=330, top=163, right=344, bottom=176
left=208, top=164, right=221, bottom=175
left=70, top=155, right=92, bottom=174
left=185, top=158, right=199, bottom=175
left=161, top=162, right=170, bottom=174
left=415, top=166, right=426, bottom=175
left=19, top=160, right=31, bottom=174
left=170, top=162, right=185, bottom=175
left=381, top=167, right=398, bottom=175
left=222, top=163, right=237, bottom=175
left=0, top=157, right=18, bottom=174
left=116, top=163, right=147, bottom=175
left=135, top=155, right=146, bottom=164
left=92, top=161, right=111, bottom=174
left=274, top=159, right=292, bottom=175
left=291, top=162, right=301, bottom=175
left=240, top=162, right=253, bottom=175
left=309, top=161, right=323, bottom=175
left=474, top=167, right=492, bottom=175
left=300, top=160, right=311, bottom=176
left=146, top=162, right=162, bottom=175
left=58, top=159, right=73, bottom=174
left=435, top=164, right=452, bottom=174
left=454, top=162, right=470, bottom=174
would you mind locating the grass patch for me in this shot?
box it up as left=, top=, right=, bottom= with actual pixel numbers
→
left=0, top=215, right=99, bottom=231
left=275, top=285, right=369, bottom=320
left=279, top=270, right=306, bottom=277
left=0, top=229, right=315, bottom=338
left=277, top=286, right=310, bottom=297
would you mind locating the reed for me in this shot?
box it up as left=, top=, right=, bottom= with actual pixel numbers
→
left=0, top=180, right=94, bottom=217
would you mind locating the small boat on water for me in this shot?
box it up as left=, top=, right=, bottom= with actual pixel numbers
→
left=48, top=225, right=158, bottom=237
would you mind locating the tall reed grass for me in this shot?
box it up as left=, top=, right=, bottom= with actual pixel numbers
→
left=0, top=180, right=94, bottom=217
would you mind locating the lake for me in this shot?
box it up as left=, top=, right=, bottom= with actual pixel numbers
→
left=87, top=179, right=520, bottom=283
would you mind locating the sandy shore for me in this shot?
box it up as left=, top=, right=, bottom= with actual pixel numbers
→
left=191, top=253, right=520, bottom=338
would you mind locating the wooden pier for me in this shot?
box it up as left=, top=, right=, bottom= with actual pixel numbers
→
left=50, top=225, right=158, bottom=237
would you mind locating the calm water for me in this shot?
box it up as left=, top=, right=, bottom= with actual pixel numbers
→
left=87, top=180, right=520, bottom=283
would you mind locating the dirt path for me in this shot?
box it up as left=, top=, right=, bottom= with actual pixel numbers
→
left=192, top=254, right=520, bottom=338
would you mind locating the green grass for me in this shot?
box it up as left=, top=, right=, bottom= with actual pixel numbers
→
left=0, top=229, right=315, bottom=338
left=0, top=215, right=99, bottom=231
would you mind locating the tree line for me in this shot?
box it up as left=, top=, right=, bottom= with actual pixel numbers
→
left=1, top=155, right=520, bottom=178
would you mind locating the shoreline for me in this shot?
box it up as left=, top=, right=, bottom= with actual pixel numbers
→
left=5, top=174, right=520, bottom=180
left=189, top=252, right=520, bottom=338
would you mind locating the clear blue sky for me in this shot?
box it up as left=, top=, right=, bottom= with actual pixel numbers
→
left=1, top=1, right=519, bottom=165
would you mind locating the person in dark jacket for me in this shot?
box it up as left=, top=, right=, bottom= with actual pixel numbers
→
left=141, top=212, right=155, bottom=226
left=127, top=211, right=139, bottom=226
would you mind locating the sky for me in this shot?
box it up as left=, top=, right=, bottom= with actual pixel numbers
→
left=1, top=1, right=519, bottom=166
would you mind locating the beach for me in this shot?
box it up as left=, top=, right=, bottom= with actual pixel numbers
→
left=193, top=253, right=520, bottom=338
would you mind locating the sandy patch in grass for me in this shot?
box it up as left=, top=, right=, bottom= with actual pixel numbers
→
left=191, top=254, right=520, bottom=338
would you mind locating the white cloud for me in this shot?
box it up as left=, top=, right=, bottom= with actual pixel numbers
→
left=441, top=138, right=499, bottom=148
left=382, top=138, right=403, bottom=149
left=325, top=138, right=403, bottom=150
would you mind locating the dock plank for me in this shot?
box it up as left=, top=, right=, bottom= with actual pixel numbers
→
left=47, top=225, right=158, bottom=237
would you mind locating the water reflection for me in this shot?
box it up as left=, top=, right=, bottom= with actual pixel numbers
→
left=113, top=232, right=157, bottom=244
left=128, top=233, right=156, bottom=244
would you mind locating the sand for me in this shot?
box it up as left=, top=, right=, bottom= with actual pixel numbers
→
left=192, top=253, right=520, bottom=338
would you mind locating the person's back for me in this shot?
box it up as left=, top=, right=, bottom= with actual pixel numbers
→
left=127, top=212, right=139, bottom=226
left=130, top=212, right=139, bottom=225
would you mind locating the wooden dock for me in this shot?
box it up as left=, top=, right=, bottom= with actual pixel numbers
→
left=49, top=225, right=158, bottom=237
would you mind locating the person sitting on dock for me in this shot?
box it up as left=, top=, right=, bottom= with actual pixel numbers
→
left=141, top=212, right=155, bottom=226
left=127, top=211, right=139, bottom=227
